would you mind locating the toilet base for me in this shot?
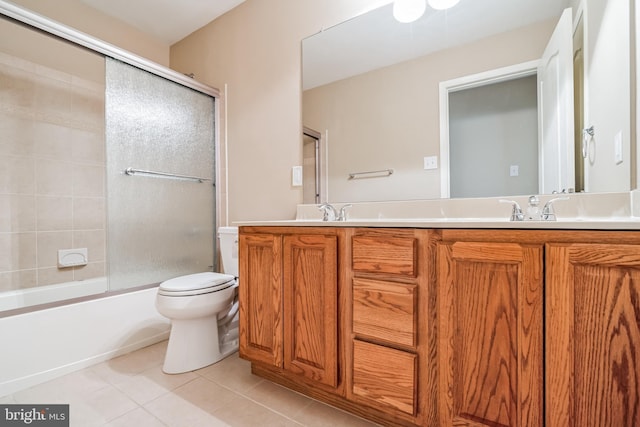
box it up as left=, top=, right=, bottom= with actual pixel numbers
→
left=162, top=315, right=238, bottom=374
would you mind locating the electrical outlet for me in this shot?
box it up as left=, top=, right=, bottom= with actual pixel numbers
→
left=424, top=156, right=438, bottom=170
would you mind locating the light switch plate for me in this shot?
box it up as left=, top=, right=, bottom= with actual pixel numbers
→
left=510, top=165, right=519, bottom=176
left=292, top=166, right=303, bottom=186
left=614, top=131, right=623, bottom=164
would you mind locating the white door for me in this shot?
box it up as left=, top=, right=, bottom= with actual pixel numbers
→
left=538, top=8, right=575, bottom=194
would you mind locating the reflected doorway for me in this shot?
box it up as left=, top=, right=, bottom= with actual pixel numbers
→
left=303, top=127, right=322, bottom=204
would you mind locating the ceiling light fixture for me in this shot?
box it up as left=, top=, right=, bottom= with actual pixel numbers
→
left=427, top=0, right=460, bottom=10
left=393, top=0, right=427, bottom=23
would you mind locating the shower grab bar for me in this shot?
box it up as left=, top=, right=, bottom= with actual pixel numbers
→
left=348, top=168, right=394, bottom=180
left=124, top=167, right=212, bottom=183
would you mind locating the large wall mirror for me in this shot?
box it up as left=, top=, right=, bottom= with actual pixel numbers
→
left=302, top=0, right=634, bottom=203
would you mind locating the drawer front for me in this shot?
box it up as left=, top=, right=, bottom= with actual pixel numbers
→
left=352, top=340, right=417, bottom=415
left=352, top=235, right=417, bottom=277
left=353, top=278, right=416, bottom=347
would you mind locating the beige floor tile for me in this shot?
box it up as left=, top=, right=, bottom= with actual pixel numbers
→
left=0, top=395, right=16, bottom=404
left=212, top=394, right=303, bottom=427
left=12, top=368, right=111, bottom=404
left=4, top=341, right=386, bottom=427
left=68, top=385, right=138, bottom=427
left=242, top=380, right=314, bottom=419
left=103, top=407, right=166, bottom=427
left=114, top=364, right=198, bottom=405
left=197, top=352, right=263, bottom=394
left=90, top=342, right=167, bottom=386
left=144, top=377, right=244, bottom=426
left=293, top=400, right=381, bottom=427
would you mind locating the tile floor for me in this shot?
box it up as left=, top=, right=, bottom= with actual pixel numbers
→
left=0, top=341, right=381, bottom=426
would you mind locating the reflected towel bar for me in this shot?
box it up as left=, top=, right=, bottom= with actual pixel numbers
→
left=124, top=167, right=212, bottom=183
left=348, top=168, right=394, bottom=180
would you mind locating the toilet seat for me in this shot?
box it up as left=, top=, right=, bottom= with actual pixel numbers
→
left=158, top=272, right=236, bottom=297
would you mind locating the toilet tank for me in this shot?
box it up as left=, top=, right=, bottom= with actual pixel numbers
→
left=218, top=226, right=238, bottom=277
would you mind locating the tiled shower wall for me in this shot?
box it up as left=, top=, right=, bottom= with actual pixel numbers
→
left=0, top=50, right=106, bottom=292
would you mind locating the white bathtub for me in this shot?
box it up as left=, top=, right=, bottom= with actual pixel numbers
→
left=0, top=277, right=109, bottom=312
left=0, top=286, right=170, bottom=396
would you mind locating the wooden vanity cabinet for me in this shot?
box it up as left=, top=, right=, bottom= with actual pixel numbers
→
left=240, top=226, right=640, bottom=427
left=546, top=242, right=640, bottom=427
left=437, top=239, right=544, bottom=427
left=440, top=229, right=640, bottom=427
left=347, top=228, right=437, bottom=426
left=239, top=227, right=340, bottom=390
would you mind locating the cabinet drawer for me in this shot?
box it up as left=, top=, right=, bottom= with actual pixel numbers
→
left=353, top=278, right=416, bottom=347
left=352, top=340, right=417, bottom=415
left=352, top=235, right=417, bottom=277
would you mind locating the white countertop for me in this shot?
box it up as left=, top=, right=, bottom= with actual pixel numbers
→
left=235, top=218, right=640, bottom=230
left=234, top=192, right=640, bottom=230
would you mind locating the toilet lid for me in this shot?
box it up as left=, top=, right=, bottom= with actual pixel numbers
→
left=159, top=272, right=235, bottom=293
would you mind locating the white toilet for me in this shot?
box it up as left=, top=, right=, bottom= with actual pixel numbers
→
left=155, top=226, right=239, bottom=374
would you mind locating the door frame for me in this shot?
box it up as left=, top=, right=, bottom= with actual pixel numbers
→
left=438, top=60, right=540, bottom=198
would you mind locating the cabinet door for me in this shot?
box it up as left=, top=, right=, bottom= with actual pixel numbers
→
left=239, top=233, right=283, bottom=367
left=546, top=244, right=640, bottom=427
left=438, top=241, right=543, bottom=427
left=283, top=234, right=338, bottom=388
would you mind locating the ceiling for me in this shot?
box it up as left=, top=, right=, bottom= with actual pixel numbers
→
left=80, top=0, right=246, bottom=45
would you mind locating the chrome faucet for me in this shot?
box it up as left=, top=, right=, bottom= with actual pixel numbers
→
left=500, top=196, right=569, bottom=221
left=318, top=203, right=352, bottom=221
left=318, top=203, right=337, bottom=221
left=499, top=199, right=524, bottom=221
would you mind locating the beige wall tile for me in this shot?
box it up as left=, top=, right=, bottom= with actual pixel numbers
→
left=73, top=229, right=105, bottom=262
left=0, top=232, right=37, bottom=271
left=73, top=197, right=105, bottom=230
left=37, top=266, right=74, bottom=286
left=0, top=114, right=36, bottom=157
left=0, top=155, right=35, bottom=194
left=0, top=194, right=36, bottom=232
left=36, top=196, right=73, bottom=231
left=37, top=231, right=73, bottom=268
left=34, top=121, right=73, bottom=160
left=36, top=159, right=73, bottom=196
left=73, top=261, right=105, bottom=281
left=73, top=164, right=105, bottom=197
left=0, top=269, right=37, bottom=291
left=71, top=129, right=104, bottom=164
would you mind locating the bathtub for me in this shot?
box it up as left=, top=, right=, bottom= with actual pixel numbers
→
left=0, top=276, right=109, bottom=312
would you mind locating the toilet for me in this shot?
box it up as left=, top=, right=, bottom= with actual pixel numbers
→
left=155, top=226, right=239, bottom=374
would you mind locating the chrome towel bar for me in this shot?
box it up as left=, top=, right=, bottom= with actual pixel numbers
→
left=124, top=167, right=212, bottom=183
left=348, top=168, right=394, bottom=180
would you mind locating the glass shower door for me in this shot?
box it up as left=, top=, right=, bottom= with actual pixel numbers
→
left=106, top=58, right=215, bottom=290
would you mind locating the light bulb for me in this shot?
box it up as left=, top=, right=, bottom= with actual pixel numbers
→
left=427, top=0, right=460, bottom=10
left=393, top=0, right=427, bottom=23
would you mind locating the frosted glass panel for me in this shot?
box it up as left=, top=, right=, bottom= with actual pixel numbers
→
left=106, top=58, right=215, bottom=290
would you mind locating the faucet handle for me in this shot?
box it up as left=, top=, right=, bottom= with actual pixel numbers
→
left=499, top=199, right=524, bottom=221
left=337, top=204, right=352, bottom=221
left=542, top=197, right=569, bottom=221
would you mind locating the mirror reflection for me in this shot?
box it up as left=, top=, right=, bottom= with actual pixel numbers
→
left=302, top=0, right=633, bottom=203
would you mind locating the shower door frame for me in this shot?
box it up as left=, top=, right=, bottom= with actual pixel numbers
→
left=0, top=0, right=222, bottom=306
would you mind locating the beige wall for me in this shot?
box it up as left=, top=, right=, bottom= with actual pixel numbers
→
left=584, top=0, right=631, bottom=192
left=170, top=0, right=392, bottom=222
left=7, top=0, right=170, bottom=66
left=303, top=20, right=554, bottom=202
